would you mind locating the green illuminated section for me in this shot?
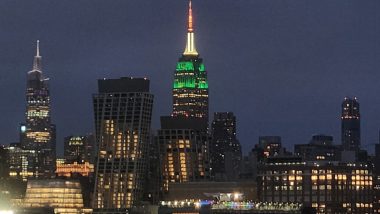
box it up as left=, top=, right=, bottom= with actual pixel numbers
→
left=199, top=63, right=205, bottom=72
left=174, top=78, right=196, bottom=88
left=174, top=61, right=208, bottom=89
left=176, top=62, right=194, bottom=71
left=198, top=81, right=208, bottom=89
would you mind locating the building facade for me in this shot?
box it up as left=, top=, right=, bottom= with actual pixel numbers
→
left=172, top=0, right=208, bottom=121
left=56, top=159, right=94, bottom=178
left=210, top=112, right=241, bottom=181
left=158, top=117, right=210, bottom=192
left=341, top=97, right=360, bottom=151
left=64, top=134, right=95, bottom=164
left=6, top=143, right=38, bottom=181
left=92, top=77, right=154, bottom=212
left=294, top=135, right=340, bottom=162
left=20, top=41, right=56, bottom=179
left=21, top=179, right=91, bottom=213
left=258, top=157, right=373, bottom=213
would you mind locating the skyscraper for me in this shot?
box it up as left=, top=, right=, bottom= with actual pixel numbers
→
left=341, top=97, right=360, bottom=151
left=210, top=112, right=241, bottom=181
left=20, top=40, right=56, bottom=178
left=158, top=1, right=211, bottom=194
left=92, top=77, right=154, bottom=212
left=172, top=0, right=208, bottom=122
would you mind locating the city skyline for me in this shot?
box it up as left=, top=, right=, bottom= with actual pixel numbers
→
left=0, top=0, right=380, bottom=154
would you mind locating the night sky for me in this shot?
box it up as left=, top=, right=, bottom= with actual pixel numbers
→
left=0, top=0, right=380, bottom=155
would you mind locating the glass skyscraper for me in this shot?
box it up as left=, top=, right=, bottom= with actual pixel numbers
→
left=92, top=77, right=154, bottom=212
left=20, top=40, right=56, bottom=179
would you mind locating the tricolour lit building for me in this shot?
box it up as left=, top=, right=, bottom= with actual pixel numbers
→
left=20, top=41, right=56, bottom=179
left=172, top=0, right=208, bottom=121
left=92, top=77, right=154, bottom=213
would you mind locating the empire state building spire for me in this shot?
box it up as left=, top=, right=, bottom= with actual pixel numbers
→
left=32, top=40, right=42, bottom=71
left=183, top=0, right=198, bottom=56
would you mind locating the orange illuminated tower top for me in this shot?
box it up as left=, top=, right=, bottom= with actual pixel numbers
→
left=183, top=0, right=198, bottom=56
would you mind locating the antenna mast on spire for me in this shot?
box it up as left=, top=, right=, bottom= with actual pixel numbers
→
left=36, top=40, right=40, bottom=57
left=32, top=40, right=42, bottom=71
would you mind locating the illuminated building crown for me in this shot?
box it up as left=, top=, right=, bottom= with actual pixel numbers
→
left=183, top=0, right=198, bottom=56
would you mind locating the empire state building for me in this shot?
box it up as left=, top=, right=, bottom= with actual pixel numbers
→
left=20, top=41, right=56, bottom=178
left=172, top=0, right=209, bottom=122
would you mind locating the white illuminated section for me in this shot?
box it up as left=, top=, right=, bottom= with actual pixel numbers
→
left=183, top=0, right=198, bottom=56
left=184, top=32, right=198, bottom=56
left=21, top=125, right=26, bottom=132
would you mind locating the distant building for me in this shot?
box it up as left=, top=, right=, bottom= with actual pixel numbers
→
left=258, top=136, right=284, bottom=158
left=5, top=143, right=38, bottom=181
left=172, top=0, right=208, bottom=121
left=158, top=117, right=210, bottom=192
left=143, top=134, right=161, bottom=204
left=210, top=112, right=241, bottom=181
left=157, top=0, right=211, bottom=199
left=64, top=134, right=95, bottom=164
left=56, top=159, right=94, bottom=178
left=92, top=77, right=154, bottom=212
left=294, top=135, right=340, bottom=161
left=20, top=41, right=56, bottom=179
left=253, top=136, right=287, bottom=162
left=20, top=179, right=91, bottom=213
left=373, top=134, right=380, bottom=213
left=0, top=145, right=8, bottom=179
left=341, top=97, right=360, bottom=151
left=239, top=152, right=258, bottom=179
left=258, top=157, right=373, bottom=213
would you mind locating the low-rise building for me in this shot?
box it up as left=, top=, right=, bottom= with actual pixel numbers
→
left=258, top=157, right=373, bottom=213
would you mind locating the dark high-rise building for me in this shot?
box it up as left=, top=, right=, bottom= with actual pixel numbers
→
left=172, top=0, right=208, bottom=121
left=374, top=131, right=380, bottom=213
left=256, top=136, right=284, bottom=159
left=20, top=41, right=56, bottom=179
left=6, top=143, right=38, bottom=181
left=92, top=77, right=154, bottom=212
left=0, top=145, right=8, bottom=179
left=341, top=97, right=360, bottom=151
left=210, top=112, right=241, bottom=181
left=294, top=135, right=340, bottom=161
left=64, top=134, right=95, bottom=164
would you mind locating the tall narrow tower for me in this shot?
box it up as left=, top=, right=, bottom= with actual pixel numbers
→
left=341, top=97, right=360, bottom=151
left=172, top=0, right=209, bottom=122
left=210, top=112, right=241, bottom=181
left=93, top=78, right=154, bottom=211
left=158, top=1, right=211, bottom=192
left=20, top=40, right=56, bottom=178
